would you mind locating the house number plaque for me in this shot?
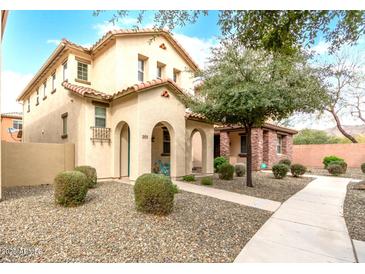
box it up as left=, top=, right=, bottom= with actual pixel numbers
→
left=142, top=135, right=148, bottom=139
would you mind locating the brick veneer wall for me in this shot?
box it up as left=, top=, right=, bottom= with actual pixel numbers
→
left=220, top=131, right=230, bottom=157
left=262, top=130, right=278, bottom=168
left=251, top=128, right=263, bottom=170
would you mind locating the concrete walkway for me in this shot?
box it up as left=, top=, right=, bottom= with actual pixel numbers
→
left=173, top=180, right=281, bottom=212
left=234, top=176, right=356, bottom=262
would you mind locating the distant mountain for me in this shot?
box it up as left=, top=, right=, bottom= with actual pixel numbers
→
left=323, top=125, right=365, bottom=136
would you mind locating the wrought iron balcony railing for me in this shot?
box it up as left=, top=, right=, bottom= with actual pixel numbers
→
left=90, top=127, right=111, bottom=143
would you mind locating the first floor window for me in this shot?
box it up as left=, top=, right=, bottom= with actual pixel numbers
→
left=61, top=113, right=68, bottom=138
left=95, top=106, right=106, bottom=128
left=13, top=120, right=22, bottom=130
left=277, top=135, right=283, bottom=154
left=138, top=59, right=144, bottom=82
left=162, top=127, right=170, bottom=155
left=240, top=134, right=247, bottom=154
left=77, top=61, right=88, bottom=81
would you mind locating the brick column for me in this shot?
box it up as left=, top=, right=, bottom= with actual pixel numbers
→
left=264, top=130, right=278, bottom=168
left=282, top=135, right=293, bottom=160
left=251, top=128, right=263, bottom=171
left=219, top=131, right=230, bottom=157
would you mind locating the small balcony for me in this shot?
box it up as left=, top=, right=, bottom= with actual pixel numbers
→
left=90, top=127, right=111, bottom=143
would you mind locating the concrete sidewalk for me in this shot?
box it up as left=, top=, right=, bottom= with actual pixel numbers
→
left=234, top=176, right=356, bottom=263
left=173, top=180, right=281, bottom=212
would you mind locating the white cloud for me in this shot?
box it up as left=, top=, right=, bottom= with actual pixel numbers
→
left=93, top=17, right=141, bottom=36
left=173, top=33, right=218, bottom=68
left=312, top=41, right=330, bottom=55
left=1, top=71, right=33, bottom=113
left=46, top=39, right=61, bottom=46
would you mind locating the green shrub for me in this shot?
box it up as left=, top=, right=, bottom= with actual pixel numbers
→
left=361, top=163, right=365, bottom=174
left=278, top=159, right=291, bottom=167
left=323, top=155, right=344, bottom=169
left=201, top=177, right=213, bottom=185
left=272, top=164, right=289, bottom=179
left=329, top=160, right=347, bottom=173
left=235, top=164, right=246, bottom=177
left=171, top=183, right=180, bottom=194
left=290, top=164, right=307, bottom=177
left=54, top=171, right=88, bottom=207
left=134, top=173, right=176, bottom=215
left=214, top=156, right=229, bottom=172
left=218, top=163, right=234, bottom=180
left=182, top=174, right=195, bottom=182
left=327, top=164, right=344, bottom=176
left=74, top=166, right=97, bottom=188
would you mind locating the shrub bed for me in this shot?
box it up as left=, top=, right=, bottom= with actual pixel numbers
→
left=201, top=177, right=213, bottom=185
left=134, top=173, right=176, bottom=215
left=329, top=160, right=347, bottom=173
left=290, top=164, right=307, bottom=177
left=214, top=156, right=229, bottom=172
left=323, top=155, right=344, bottom=169
left=235, top=164, right=246, bottom=177
left=182, top=175, right=196, bottom=182
left=272, top=164, right=289, bottom=179
left=74, top=166, right=97, bottom=188
left=218, top=163, right=234, bottom=180
left=328, top=163, right=344, bottom=176
left=279, top=159, right=291, bottom=167
left=54, top=171, right=89, bottom=207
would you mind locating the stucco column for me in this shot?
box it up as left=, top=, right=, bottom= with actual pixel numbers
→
left=219, top=131, right=230, bottom=157
left=282, top=135, right=293, bottom=160
left=251, top=128, right=263, bottom=171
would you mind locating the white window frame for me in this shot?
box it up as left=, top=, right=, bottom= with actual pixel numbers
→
left=43, top=81, right=47, bottom=99
left=36, top=89, right=39, bottom=105
left=63, top=61, right=68, bottom=81
left=77, top=61, right=88, bottom=81
left=52, top=73, right=56, bottom=91
left=95, top=106, right=106, bottom=128
left=138, top=59, right=144, bottom=82
left=12, top=119, right=22, bottom=130
left=277, top=135, right=283, bottom=154
left=27, top=98, right=30, bottom=112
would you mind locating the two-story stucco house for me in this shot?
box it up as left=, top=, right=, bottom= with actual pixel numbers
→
left=17, top=29, right=214, bottom=180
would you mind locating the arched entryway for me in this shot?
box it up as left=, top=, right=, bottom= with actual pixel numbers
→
left=150, top=122, right=174, bottom=177
left=189, top=128, right=207, bottom=174
left=114, top=121, right=131, bottom=178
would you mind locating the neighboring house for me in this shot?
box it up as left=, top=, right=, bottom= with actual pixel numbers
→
left=215, top=124, right=297, bottom=170
left=1, top=112, right=23, bottom=142
left=17, top=29, right=214, bottom=180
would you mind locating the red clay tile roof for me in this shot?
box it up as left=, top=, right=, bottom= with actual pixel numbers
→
left=91, top=28, right=199, bottom=71
left=62, top=78, right=188, bottom=101
left=61, top=38, right=91, bottom=52
left=185, top=111, right=207, bottom=121
left=215, top=123, right=298, bottom=135
left=62, top=81, right=112, bottom=100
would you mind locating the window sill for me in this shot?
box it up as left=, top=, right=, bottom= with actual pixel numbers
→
left=51, top=89, right=56, bottom=94
left=61, top=134, right=68, bottom=139
left=75, top=78, right=91, bottom=85
left=42, top=96, right=47, bottom=101
left=161, top=153, right=170, bottom=157
left=238, top=153, right=247, bottom=157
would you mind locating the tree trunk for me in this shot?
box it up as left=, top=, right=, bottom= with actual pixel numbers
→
left=246, top=126, right=253, bottom=187
left=330, top=110, right=358, bottom=143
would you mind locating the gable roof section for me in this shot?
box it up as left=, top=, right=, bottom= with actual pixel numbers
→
left=62, top=78, right=187, bottom=102
left=91, top=29, right=199, bottom=71
left=1, top=112, right=22, bottom=119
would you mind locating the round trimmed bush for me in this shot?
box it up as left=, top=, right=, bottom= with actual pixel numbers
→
left=290, top=164, right=307, bottom=177
left=201, top=177, right=213, bottom=185
left=218, top=163, right=235, bottom=180
left=323, top=155, right=344, bottom=169
left=327, top=163, right=344, bottom=176
left=214, top=156, right=229, bottom=172
left=235, top=164, right=246, bottom=177
left=328, top=160, right=347, bottom=173
left=74, top=166, right=97, bottom=188
left=134, top=173, right=176, bottom=215
left=54, top=171, right=88, bottom=207
left=272, top=164, right=289, bottom=179
left=361, top=163, right=365, bottom=174
left=278, top=159, right=291, bottom=167
left=182, top=174, right=195, bottom=182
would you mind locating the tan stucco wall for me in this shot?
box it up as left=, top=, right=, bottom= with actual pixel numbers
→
left=229, top=131, right=247, bottom=165
left=1, top=141, right=74, bottom=187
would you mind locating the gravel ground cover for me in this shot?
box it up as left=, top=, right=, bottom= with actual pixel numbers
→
left=307, top=168, right=365, bottom=180
left=190, top=172, right=312, bottom=202
left=344, top=182, right=365, bottom=241
left=0, top=181, right=271, bottom=263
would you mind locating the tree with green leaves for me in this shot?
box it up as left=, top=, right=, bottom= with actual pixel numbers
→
left=183, top=40, right=325, bottom=187
left=96, top=10, right=365, bottom=54
left=293, top=129, right=341, bottom=145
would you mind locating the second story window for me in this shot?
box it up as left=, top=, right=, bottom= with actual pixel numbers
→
left=63, top=61, right=68, bottom=81
left=157, top=66, right=162, bottom=79
left=13, top=119, right=22, bottom=130
left=52, top=73, right=56, bottom=92
left=95, top=106, right=106, bottom=128
left=77, top=62, right=88, bottom=81
left=27, top=98, right=30, bottom=112
left=36, top=89, right=39, bottom=105
left=43, top=81, right=47, bottom=99
left=138, top=59, right=144, bottom=82
left=173, top=69, right=180, bottom=83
